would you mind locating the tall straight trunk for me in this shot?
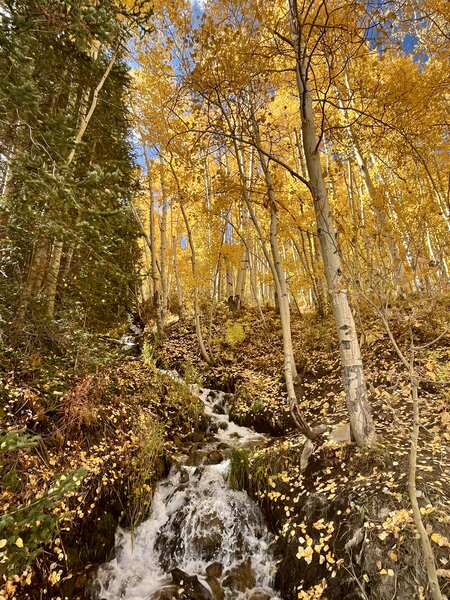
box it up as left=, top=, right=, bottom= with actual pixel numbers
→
left=42, top=241, right=64, bottom=318
left=179, top=203, right=213, bottom=365
left=16, top=238, right=50, bottom=323
left=233, top=136, right=312, bottom=435
left=172, top=218, right=183, bottom=319
left=249, top=237, right=259, bottom=303
left=146, top=166, right=164, bottom=337
left=288, top=0, right=375, bottom=447
left=159, top=157, right=168, bottom=319
left=251, top=119, right=299, bottom=381
left=226, top=263, right=234, bottom=299
left=293, top=235, right=321, bottom=314
left=60, top=242, right=75, bottom=283
left=235, top=148, right=254, bottom=306
left=224, top=206, right=235, bottom=300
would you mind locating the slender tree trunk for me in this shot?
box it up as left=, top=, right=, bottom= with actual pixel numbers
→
left=251, top=119, right=299, bottom=381
left=42, top=241, right=64, bottom=318
left=288, top=0, right=375, bottom=447
left=226, top=263, right=234, bottom=300
left=233, top=135, right=312, bottom=435
left=179, top=203, right=213, bottom=365
left=172, top=226, right=183, bottom=319
left=159, top=157, right=168, bottom=320
left=408, top=371, right=442, bottom=600
left=16, top=238, right=50, bottom=323
left=66, top=50, right=117, bottom=167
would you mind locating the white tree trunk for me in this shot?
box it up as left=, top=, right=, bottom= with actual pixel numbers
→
left=288, top=0, right=375, bottom=447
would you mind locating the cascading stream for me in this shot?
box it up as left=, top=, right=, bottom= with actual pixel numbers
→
left=93, top=373, right=280, bottom=600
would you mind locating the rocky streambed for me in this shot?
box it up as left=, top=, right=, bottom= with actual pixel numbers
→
left=92, top=375, right=280, bottom=600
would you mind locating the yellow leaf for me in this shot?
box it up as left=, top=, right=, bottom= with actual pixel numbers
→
left=0, top=539, right=6, bottom=549
left=390, top=552, right=398, bottom=562
left=15, top=538, right=24, bottom=548
left=379, top=569, right=387, bottom=575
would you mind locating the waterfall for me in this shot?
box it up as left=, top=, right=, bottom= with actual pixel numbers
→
left=93, top=375, right=280, bottom=600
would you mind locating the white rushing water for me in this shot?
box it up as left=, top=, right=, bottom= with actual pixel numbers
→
left=94, top=374, right=280, bottom=600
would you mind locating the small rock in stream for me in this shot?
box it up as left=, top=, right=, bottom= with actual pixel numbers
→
left=171, top=568, right=213, bottom=600
left=204, top=450, right=223, bottom=465
left=212, top=403, right=226, bottom=415
left=217, top=442, right=230, bottom=451
left=206, top=562, right=224, bottom=578
left=186, top=450, right=206, bottom=466
left=179, top=469, right=190, bottom=484
left=218, top=422, right=228, bottom=431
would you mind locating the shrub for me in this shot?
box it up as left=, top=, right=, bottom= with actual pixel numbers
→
left=126, top=413, right=164, bottom=529
left=225, top=320, right=246, bottom=346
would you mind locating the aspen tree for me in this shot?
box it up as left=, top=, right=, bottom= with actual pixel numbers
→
left=287, top=0, right=375, bottom=447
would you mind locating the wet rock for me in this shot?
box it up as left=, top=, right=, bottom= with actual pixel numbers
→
left=219, top=422, right=228, bottom=431
left=198, top=414, right=210, bottom=433
left=192, top=515, right=224, bottom=558
left=205, top=575, right=224, bottom=600
left=186, top=450, right=206, bottom=466
left=179, top=469, right=190, bottom=484
left=248, top=591, right=271, bottom=600
left=191, top=431, right=205, bottom=443
left=209, top=423, right=219, bottom=434
left=217, top=442, right=230, bottom=451
left=152, top=584, right=180, bottom=600
left=206, top=562, right=223, bottom=578
left=171, top=568, right=213, bottom=600
left=230, top=432, right=241, bottom=439
left=205, top=450, right=223, bottom=465
left=213, top=403, right=226, bottom=415
left=222, top=558, right=256, bottom=592
left=208, top=391, right=218, bottom=400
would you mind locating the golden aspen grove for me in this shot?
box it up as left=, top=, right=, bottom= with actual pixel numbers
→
left=0, top=0, right=449, bottom=599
